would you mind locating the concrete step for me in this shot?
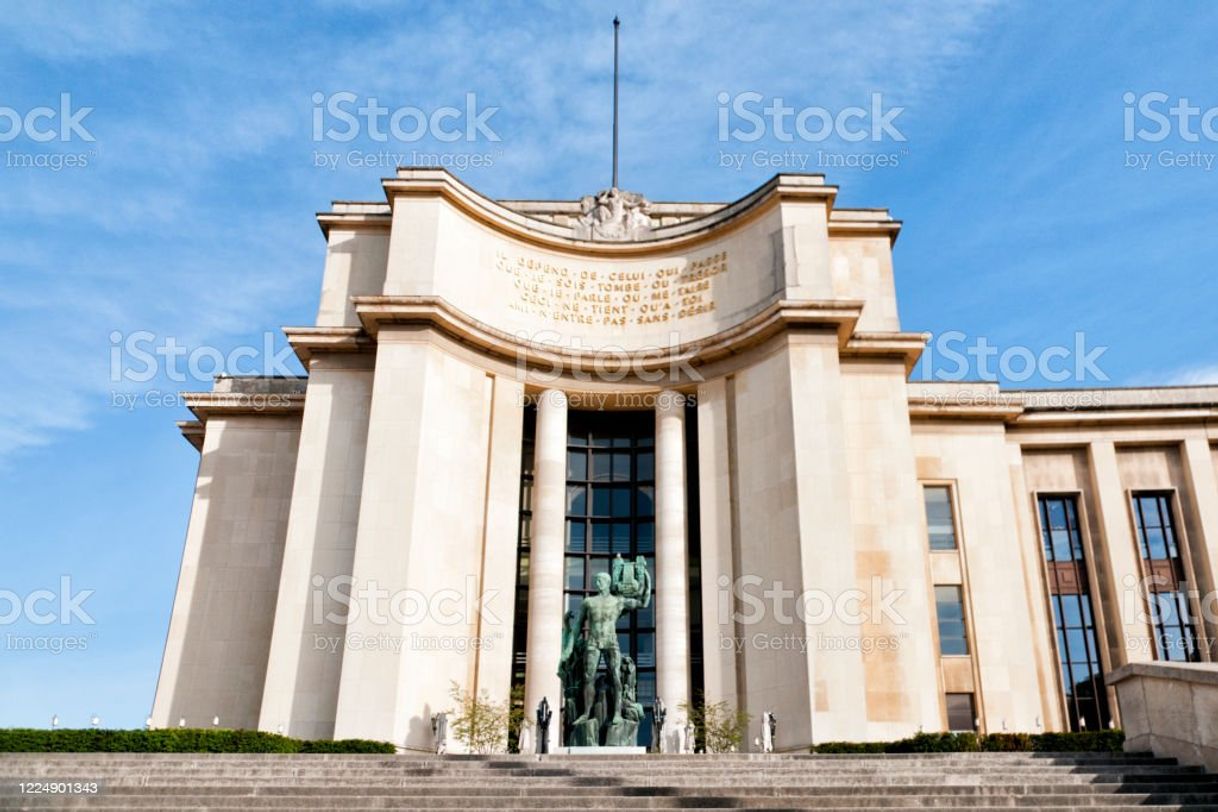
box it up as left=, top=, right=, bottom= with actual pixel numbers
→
left=3, top=752, right=1215, bottom=810
left=9, top=774, right=1213, bottom=790
left=7, top=797, right=1218, bottom=810
left=0, top=753, right=1172, bottom=765
left=1, top=761, right=1201, bottom=774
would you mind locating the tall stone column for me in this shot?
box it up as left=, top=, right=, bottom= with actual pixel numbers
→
left=1088, top=440, right=1154, bottom=666
left=655, top=394, right=691, bottom=748
left=523, top=389, right=568, bottom=751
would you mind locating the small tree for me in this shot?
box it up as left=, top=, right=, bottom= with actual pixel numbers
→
left=448, top=682, right=509, bottom=754
left=506, top=683, right=526, bottom=753
left=681, top=700, right=751, bottom=754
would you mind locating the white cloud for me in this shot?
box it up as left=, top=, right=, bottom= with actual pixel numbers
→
left=1161, top=364, right=1218, bottom=386
left=0, top=1, right=1005, bottom=462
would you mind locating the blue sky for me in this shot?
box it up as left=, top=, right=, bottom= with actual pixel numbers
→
left=1, top=1, right=1215, bottom=729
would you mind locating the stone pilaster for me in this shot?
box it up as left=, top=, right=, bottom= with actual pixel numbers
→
left=655, top=394, right=691, bottom=747
left=522, top=389, right=568, bottom=751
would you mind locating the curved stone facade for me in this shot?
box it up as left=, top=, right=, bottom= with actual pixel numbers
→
left=153, top=168, right=1218, bottom=753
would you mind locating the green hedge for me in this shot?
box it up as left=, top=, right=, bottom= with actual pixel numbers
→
left=0, top=728, right=395, bottom=754
left=811, top=730, right=1123, bottom=754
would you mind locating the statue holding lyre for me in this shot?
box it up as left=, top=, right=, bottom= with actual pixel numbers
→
left=558, top=554, right=652, bottom=746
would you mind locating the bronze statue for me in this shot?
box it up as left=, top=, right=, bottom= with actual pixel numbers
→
left=558, top=554, right=651, bottom=746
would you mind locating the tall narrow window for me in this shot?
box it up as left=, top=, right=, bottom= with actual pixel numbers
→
left=1039, top=494, right=1109, bottom=731
left=934, top=585, right=969, bottom=656
left=1132, top=493, right=1199, bottom=663
left=923, top=485, right=958, bottom=551
left=563, top=410, right=656, bottom=745
left=945, top=693, right=976, bottom=732
left=508, top=406, right=537, bottom=752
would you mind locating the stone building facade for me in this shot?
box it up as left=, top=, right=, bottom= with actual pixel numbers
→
left=152, top=168, right=1218, bottom=752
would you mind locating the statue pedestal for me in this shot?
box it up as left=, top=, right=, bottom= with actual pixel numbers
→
left=559, top=746, right=646, bottom=755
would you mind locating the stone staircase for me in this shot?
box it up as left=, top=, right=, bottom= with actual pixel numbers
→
left=3, top=751, right=1218, bottom=810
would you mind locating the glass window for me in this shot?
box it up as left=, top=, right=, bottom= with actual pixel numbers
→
left=637, top=486, right=655, bottom=517
left=559, top=410, right=658, bottom=747
left=1132, top=492, right=1199, bottom=662
left=565, top=557, right=585, bottom=591
left=611, top=486, right=631, bottom=517
left=1038, top=495, right=1110, bottom=731
left=636, top=522, right=655, bottom=553
left=566, top=450, right=587, bottom=481
left=636, top=451, right=655, bottom=482
left=934, top=585, right=969, bottom=656
left=1147, top=589, right=1197, bottom=662
left=591, top=451, right=614, bottom=482
left=1133, top=493, right=1181, bottom=561
left=590, top=522, right=611, bottom=553
left=567, top=485, right=587, bottom=516
left=566, top=520, right=586, bottom=552
left=945, top=693, right=975, bottom=732
left=612, top=452, right=632, bottom=481
left=610, top=522, right=631, bottom=553
left=923, top=486, right=957, bottom=551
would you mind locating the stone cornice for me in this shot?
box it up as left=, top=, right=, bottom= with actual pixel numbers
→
left=826, top=218, right=903, bottom=245
left=842, top=331, right=928, bottom=373
left=178, top=420, right=204, bottom=451
left=349, top=295, right=866, bottom=377
left=907, top=384, right=1218, bottom=427
left=315, top=211, right=392, bottom=237
left=1009, top=407, right=1218, bottom=429
left=284, top=326, right=373, bottom=362
left=377, top=168, right=851, bottom=256
left=182, top=391, right=306, bottom=421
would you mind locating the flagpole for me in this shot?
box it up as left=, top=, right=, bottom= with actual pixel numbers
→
left=612, top=16, right=620, bottom=190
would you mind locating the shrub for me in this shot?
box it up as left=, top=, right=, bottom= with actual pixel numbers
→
left=809, top=730, right=1123, bottom=755
left=809, top=740, right=888, bottom=754
left=888, top=732, right=980, bottom=753
left=981, top=732, right=1033, bottom=752
left=1034, top=730, right=1124, bottom=752
left=299, top=738, right=395, bottom=754
left=680, top=701, right=751, bottom=754
left=506, top=683, right=526, bottom=754
left=0, top=728, right=393, bottom=754
left=448, top=682, right=509, bottom=754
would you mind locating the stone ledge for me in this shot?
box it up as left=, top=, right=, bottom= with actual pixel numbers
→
left=1108, top=661, right=1218, bottom=688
